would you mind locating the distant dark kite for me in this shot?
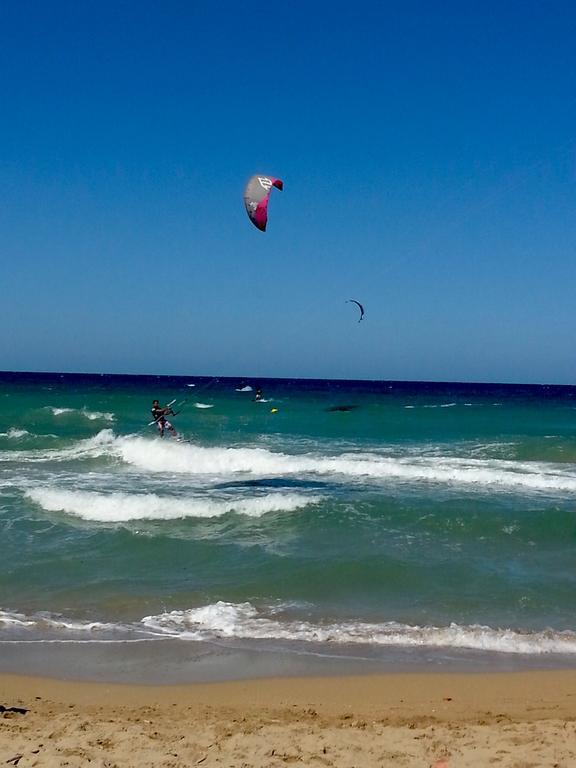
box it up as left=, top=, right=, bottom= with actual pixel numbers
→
left=346, top=299, right=365, bottom=322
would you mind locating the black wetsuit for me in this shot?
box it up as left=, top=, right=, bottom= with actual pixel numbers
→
left=151, top=405, right=175, bottom=435
left=151, top=405, right=165, bottom=424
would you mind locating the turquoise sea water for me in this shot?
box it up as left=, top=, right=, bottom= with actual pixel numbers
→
left=2, top=372, right=576, bottom=671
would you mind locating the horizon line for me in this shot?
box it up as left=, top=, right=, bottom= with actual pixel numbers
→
left=1, top=368, right=574, bottom=390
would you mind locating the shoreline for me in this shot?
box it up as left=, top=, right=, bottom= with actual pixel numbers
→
left=3, top=667, right=576, bottom=718
left=2, top=669, right=576, bottom=766
left=2, top=637, right=576, bottom=686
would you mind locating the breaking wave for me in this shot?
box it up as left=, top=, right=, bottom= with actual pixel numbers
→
left=0, top=429, right=116, bottom=464
left=113, top=435, right=576, bottom=494
left=0, top=428, right=59, bottom=441
left=45, top=407, right=115, bottom=421
left=0, top=428, right=31, bottom=439
left=25, top=488, right=322, bottom=521
left=7, top=430, right=576, bottom=495
left=4, top=603, right=576, bottom=657
left=0, top=609, right=121, bottom=635
left=141, top=601, right=576, bottom=655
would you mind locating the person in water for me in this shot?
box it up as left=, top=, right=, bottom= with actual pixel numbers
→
left=254, top=388, right=263, bottom=402
left=151, top=399, right=178, bottom=439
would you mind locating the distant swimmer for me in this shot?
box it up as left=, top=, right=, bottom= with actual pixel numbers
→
left=151, top=399, right=178, bottom=439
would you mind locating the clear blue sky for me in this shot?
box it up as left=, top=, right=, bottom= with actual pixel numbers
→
left=1, top=0, right=575, bottom=383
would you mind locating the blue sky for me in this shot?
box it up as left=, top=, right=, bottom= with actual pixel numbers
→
left=1, top=0, right=575, bottom=383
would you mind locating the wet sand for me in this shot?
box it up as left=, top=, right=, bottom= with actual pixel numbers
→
left=2, top=669, right=576, bottom=766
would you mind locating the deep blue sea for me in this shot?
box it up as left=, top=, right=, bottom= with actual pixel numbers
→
left=2, top=371, right=576, bottom=673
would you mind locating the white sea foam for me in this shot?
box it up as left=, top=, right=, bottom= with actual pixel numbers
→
left=0, top=428, right=30, bottom=439
left=82, top=409, right=115, bottom=421
left=1, top=429, right=116, bottom=464
left=0, top=609, right=132, bottom=637
left=406, top=403, right=458, bottom=409
left=4, top=603, right=576, bottom=656
left=113, top=436, right=576, bottom=494
left=141, top=601, right=576, bottom=656
left=0, top=428, right=60, bottom=442
left=45, top=407, right=114, bottom=421
left=8, top=430, right=576, bottom=495
left=194, top=403, right=214, bottom=409
left=236, top=386, right=253, bottom=392
left=0, top=610, right=36, bottom=628
left=25, top=488, right=321, bottom=522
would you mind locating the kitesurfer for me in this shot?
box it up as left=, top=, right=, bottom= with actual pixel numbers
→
left=151, top=399, right=178, bottom=439
left=254, top=388, right=263, bottom=402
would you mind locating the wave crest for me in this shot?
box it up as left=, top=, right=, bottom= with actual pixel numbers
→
left=25, top=488, right=321, bottom=521
left=45, top=407, right=114, bottom=421
left=5, top=602, right=576, bottom=656
left=0, top=428, right=31, bottom=439
left=142, top=601, right=576, bottom=655
left=8, top=431, right=576, bottom=495
left=114, top=436, right=576, bottom=493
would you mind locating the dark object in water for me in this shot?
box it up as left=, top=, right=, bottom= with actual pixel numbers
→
left=0, top=705, right=28, bottom=715
left=326, top=405, right=358, bottom=412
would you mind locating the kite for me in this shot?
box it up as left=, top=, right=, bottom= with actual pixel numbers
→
left=346, top=299, right=365, bottom=322
left=243, top=175, right=283, bottom=231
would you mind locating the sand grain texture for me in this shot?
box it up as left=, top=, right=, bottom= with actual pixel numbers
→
left=2, top=671, right=576, bottom=767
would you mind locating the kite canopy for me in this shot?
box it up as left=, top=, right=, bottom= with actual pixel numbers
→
left=244, top=175, right=283, bottom=231
left=346, top=299, right=365, bottom=322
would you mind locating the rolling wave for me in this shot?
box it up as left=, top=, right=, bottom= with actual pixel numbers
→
left=44, top=407, right=115, bottom=421
left=0, top=428, right=59, bottom=441
left=0, top=428, right=31, bottom=439
left=3, top=604, right=575, bottom=656
left=6, top=430, right=576, bottom=495
left=25, top=488, right=322, bottom=521
left=0, top=429, right=116, bottom=463
left=142, top=601, right=576, bottom=655
left=113, top=435, right=576, bottom=494
left=0, top=609, right=120, bottom=635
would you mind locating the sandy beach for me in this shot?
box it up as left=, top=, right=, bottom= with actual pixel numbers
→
left=2, top=669, right=576, bottom=767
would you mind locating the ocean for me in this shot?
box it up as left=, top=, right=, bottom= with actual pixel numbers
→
left=2, top=371, right=576, bottom=680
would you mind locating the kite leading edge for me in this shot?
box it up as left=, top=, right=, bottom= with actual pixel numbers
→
left=347, top=299, right=365, bottom=322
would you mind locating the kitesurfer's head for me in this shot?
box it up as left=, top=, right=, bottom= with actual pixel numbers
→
left=152, top=400, right=159, bottom=406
